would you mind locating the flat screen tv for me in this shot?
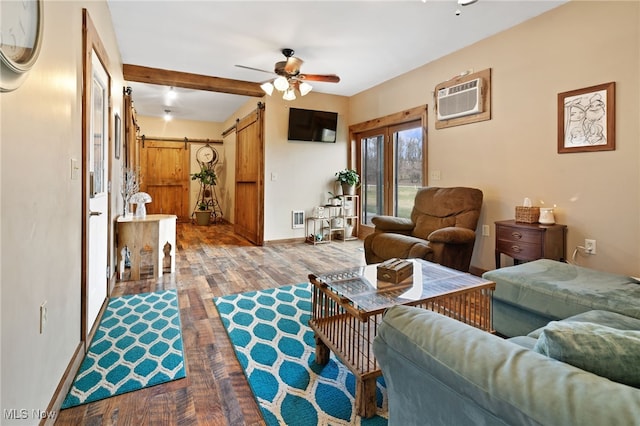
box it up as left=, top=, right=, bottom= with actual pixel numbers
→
left=287, top=108, right=338, bottom=143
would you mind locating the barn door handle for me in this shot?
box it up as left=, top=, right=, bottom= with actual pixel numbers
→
left=89, top=210, right=103, bottom=217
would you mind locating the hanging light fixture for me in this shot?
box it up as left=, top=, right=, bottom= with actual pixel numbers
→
left=260, top=82, right=274, bottom=96
left=298, top=82, right=313, bottom=96
left=163, top=109, right=172, bottom=122
left=282, top=88, right=296, bottom=101
left=166, top=86, right=177, bottom=101
left=261, top=76, right=313, bottom=100
left=273, top=76, right=289, bottom=92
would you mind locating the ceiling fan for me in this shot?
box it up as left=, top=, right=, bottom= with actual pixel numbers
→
left=236, top=48, right=340, bottom=100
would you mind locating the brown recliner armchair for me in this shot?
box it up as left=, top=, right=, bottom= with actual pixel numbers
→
left=363, top=187, right=483, bottom=272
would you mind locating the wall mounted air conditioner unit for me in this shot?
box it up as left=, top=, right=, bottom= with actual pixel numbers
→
left=437, top=78, right=483, bottom=121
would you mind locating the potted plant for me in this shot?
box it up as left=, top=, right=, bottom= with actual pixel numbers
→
left=191, top=166, right=217, bottom=225
left=335, top=169, right=360, bottom=195
left=194, top=201, right=211, bottom=225
left=191, top=166, right=217, bottom=187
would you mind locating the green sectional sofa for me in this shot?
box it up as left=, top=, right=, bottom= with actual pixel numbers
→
left=373, top=305, right=640, bottom=425
left=482, top=259, right=640, bottom=337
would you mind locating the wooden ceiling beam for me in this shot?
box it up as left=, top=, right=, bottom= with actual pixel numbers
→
left=123, top=64, right=265, bottom=97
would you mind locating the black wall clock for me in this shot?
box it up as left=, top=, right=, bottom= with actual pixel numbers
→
left=0, top=0, right=44, bottom=92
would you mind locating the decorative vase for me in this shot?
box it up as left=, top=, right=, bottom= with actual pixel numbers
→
left=539, top=208, right=555, bottom=225
left=341, top=183, right=356, bottom=195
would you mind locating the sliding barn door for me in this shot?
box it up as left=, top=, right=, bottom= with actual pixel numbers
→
left=235, top=106, right=264, bottom=245
left=140, top=140, right=190, bottom=222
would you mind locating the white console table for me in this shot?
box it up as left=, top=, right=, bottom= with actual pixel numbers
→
left=116, top=214, right=177, bottom=280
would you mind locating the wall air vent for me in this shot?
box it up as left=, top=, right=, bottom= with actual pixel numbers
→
left=437, top=78, right=483, bottom=121
left=292, top=210, right=305, bottom=229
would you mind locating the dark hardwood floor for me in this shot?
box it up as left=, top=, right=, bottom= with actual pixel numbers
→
left=55, top=222, right=367, bottom=425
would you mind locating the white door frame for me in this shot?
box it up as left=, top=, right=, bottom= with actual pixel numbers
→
left=81, top=9, right=112, bottom=345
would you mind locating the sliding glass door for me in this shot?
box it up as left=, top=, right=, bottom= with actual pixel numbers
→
left=357, top=119, right=425, bottom=225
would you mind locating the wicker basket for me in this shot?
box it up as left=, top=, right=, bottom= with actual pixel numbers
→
left=515, top=206, right=540, bottom=223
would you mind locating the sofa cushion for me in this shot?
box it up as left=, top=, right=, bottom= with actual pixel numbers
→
left=507, top=335, right=538, bottom=350
left=533, top=321, right=640, bottom=387
left=484, top=259, right=640, bottom=323
left=528, top=309, right=640, bottom=339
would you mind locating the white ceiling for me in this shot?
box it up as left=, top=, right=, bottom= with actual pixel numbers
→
left=108, top=0, right=566, bottom=123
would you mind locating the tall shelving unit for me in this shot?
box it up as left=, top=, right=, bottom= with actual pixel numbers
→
left=333, top=195, right=359, bottom=241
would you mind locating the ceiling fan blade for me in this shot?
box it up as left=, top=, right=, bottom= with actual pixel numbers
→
left=298, top=73, right=341, bottom=83
left=235, top=64, right=276, bottom=75
left=284, top=57, right=304, bottom=75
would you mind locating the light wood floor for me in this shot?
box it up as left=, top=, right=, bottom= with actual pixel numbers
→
left=55, top=222, right=367, bottom=425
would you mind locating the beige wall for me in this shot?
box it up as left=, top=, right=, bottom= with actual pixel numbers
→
left=349, top=1, right=640, bottom=276
left=137, top=115, right=223, bottom=140
left=0, top=1, right=124, bottom=421
left=263, top=93, right=350, bottom=241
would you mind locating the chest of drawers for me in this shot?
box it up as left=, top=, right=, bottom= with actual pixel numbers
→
left=495, top=220, right=567, bottom=268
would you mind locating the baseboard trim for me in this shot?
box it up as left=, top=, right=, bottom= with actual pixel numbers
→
left=263, top=237, right=306, bottom=245
left=41, top=342, right=84, bottom=426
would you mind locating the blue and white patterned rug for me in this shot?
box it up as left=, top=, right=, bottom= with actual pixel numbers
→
left=61, top=289, right=186, bottom=408
left=214, top=283, right=388, bottom=425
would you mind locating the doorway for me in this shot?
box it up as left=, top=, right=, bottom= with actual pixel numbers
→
left=81, top=9, right=112, bottom=343
left=234, top=104, right=265, bottom=245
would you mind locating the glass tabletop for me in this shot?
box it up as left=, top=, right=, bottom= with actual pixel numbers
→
left=312, top=258, right=492, bottom=312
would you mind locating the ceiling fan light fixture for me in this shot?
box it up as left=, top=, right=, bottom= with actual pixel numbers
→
left=282, top=88, right=296, bottom=101
left=260, top=81, right=274, bottom=96
left=273, top=76, right=289, bottom=92
left=298, top=82, right=313, bottom=96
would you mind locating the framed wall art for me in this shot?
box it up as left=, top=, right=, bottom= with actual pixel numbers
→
left=558, top=82, right=615, bottom=153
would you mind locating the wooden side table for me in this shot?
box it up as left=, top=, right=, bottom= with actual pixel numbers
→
left=495, top=220, right=567, bottom=268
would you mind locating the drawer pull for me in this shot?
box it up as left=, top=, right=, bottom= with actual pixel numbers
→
left=511, top=232, right=522, bottom=239
left=511, top=245, right=522, bottom=253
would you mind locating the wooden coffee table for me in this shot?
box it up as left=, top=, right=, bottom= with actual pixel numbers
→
left=308, top=259, right=495, bottom=418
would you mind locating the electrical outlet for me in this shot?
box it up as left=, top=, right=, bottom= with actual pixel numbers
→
left=40, top=301, right=48, bottom=334
left=585, top=239, right=596, bottom=255
left=482, top=224, right=490, bottom=237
